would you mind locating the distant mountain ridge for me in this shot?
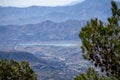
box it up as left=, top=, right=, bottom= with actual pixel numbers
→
left=0, top=0, right=120, bottom=45
left=0, top=0, right=119, bottom=25
left=0, top=20, right=86, bottom=44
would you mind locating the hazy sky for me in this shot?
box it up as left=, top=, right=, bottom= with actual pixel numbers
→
left=0, top=0, right=85, bottom=7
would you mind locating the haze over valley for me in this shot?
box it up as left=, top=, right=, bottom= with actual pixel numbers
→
left=0, top=0, right=120, bottom=80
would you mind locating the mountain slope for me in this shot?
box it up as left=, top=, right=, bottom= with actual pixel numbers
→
left=0, top=20, right=86, bottom=45
left=0, top=0, right=119, bottom=25
left=0, top=51, right=41, bottom=63
left=69, top=0, right=112, bottom=20
left=0, top=50, right=67, bottom=70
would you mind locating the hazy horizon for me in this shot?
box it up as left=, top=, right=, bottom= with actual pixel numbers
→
left=0, top=0, right=85, bottom=7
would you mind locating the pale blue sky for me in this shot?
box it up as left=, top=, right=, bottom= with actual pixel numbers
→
left=0, top=0, right=85, bottom=7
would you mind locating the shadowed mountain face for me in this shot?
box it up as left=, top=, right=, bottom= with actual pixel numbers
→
left=0, top=51, right=40, bottom=63
left=0, top=50, right=67, bottom=70
left=0, top=0, right=119, bottom=25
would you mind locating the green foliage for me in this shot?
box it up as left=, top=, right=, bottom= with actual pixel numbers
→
left=75, top=1, right=120, bottom=80
left=0, top=59, right=37, bottom=80
left=74, top=68, right=117, bottom=80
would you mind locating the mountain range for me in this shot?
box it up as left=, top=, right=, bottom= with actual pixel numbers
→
left=0, top=20, right=86, bottom=45
left=0, top=0, right=120, bottom=46
left=0, top=0, right=119, bottom=25
left=0, top=0, right=120, bottom=80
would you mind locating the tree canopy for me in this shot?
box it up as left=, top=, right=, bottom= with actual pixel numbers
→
left=75, top=1, right=120, bottom=80
left=0, top=59, right=37, bottom=80
left=74, top=68, right=117, bottom=80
